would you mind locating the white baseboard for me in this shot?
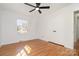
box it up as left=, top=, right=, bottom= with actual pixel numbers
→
left=0, top=39, right=31, bottom=46
left=0, top=41, right=20, bottom=46
left=0, top=38, right=38, bottom=46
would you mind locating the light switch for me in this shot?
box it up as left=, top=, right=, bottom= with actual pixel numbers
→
left=53, top=30, right=56, bottom=32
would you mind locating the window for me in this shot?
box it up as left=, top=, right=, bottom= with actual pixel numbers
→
left=17, top=19, right=28, bottom=34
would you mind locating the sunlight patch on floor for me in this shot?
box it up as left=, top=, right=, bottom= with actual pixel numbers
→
left=16, top=49, right=27, bottom=56
left=24, top=45, right=31, bottom=54
left=16, top=45, right=31, bottom=56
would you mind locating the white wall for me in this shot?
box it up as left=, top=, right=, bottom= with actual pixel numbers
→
left=36, top=4, right=79, bottom=49
left=0, top=9, right=37, bottom=45
left=1, top=3, right=79, bottom=49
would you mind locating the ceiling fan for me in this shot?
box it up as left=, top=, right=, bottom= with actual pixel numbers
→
left=24, top=3, right=50, bottom=14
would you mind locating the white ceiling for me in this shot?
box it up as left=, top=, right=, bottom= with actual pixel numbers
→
left=0, top=3, right=72, bottom=15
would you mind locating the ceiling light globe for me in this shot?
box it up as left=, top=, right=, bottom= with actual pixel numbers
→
left=36, top=8, right=39, bottom=10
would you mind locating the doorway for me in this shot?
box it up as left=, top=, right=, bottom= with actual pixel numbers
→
left=74, top=10, right=79, bottom=55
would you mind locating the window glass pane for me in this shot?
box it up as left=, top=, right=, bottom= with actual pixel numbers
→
left=17, top=19, right=28, bottom=34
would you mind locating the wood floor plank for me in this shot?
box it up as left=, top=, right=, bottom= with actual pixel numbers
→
left=0, top=39, right=77, bottom=56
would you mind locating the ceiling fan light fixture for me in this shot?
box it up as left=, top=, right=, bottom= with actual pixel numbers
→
left=35, top=8, right=39, bottom=10
left=24, top=3, right=50, bottom=14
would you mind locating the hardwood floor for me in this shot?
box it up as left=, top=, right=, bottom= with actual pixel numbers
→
left=74, top=39, right=79, bottom=55
left=0, top=39, right=77, bottom=56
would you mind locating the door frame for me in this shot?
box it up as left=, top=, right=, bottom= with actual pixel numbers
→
left=74, top=10, right=79, bottom=49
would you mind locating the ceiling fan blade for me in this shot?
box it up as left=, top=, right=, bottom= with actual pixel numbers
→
left=39, top=6, right=50, bottom=9
left=24, top=3, right=36, bottom=7
left=29, top=9, right=35, bottom=12
left=36, top=3, right=40, bottom=7
left=38, top=10, right=42, bottom=14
